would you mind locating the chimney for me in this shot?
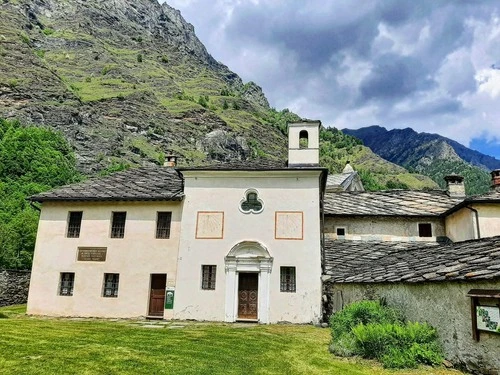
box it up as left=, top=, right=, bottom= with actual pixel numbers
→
left=163, top=155, right=178, bottom=168
left=444, top=174, right=465, bottom=198
left=491, top=169, right=500, bottom=191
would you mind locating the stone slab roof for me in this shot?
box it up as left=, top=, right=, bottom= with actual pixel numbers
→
left=326, top=172, right=357, bottom=192
left=178, top=159, right=325, bottom=171
left=30, top=167, right=184, bottom=202
left=324, top=190, right=461, bottom=217
left=324, top=236, right=500, bottom=283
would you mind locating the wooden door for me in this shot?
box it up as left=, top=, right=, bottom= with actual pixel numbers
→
left=149, top=274, right=167, bottom=317
left=238, top=273, right=258, bottom=320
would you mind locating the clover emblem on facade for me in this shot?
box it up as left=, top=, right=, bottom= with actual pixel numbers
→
left=240, top=189, right=264, bottom=214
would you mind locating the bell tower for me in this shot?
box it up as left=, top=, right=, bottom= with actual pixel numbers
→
left=288, top=120, right=320, bottom=167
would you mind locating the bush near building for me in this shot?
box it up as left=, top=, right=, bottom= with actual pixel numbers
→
left=329, top=300, right=444, bottom=369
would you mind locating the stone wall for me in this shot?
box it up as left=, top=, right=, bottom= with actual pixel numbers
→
left=325, top=281, right=500, bottom=374
left=0, top=270, right=31, bottom=307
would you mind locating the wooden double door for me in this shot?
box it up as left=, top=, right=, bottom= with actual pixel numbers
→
left=238, top=273, right=258, bottom=320
left=148, top=274, right=167, bottom=317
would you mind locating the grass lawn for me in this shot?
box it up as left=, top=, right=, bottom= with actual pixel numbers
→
left=0, top=305, right=463, bottom=375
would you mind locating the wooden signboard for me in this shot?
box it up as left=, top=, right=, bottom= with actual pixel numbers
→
left=77, top=247, right=107, bottom=262
left=467, top=289, right=500, bottom=341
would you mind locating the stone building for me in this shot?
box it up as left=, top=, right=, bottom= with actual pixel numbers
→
left=27, top=121, right=327, bottom=324
left=26, top=121, right=500, bottom=372
left=322, top=172, right=500, bottom=373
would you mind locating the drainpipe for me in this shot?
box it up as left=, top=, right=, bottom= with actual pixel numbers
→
left=465, top=206, right=480, bottom=239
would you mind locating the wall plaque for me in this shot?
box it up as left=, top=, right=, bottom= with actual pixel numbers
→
left=476, top=306, right=500, bottom=333
left=196, top=211, right=224, bottom=239
left=275, top=211, right=304, bottom=240
left=77, top=247, right=107, bottom=262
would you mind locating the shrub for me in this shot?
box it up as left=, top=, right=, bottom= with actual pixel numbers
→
left=330, top=300, right=402, bottom=340
left=0, top=312, right=8, bottom=319
left=137, top=53, right=143, bottom=63
left=329, top=300, right=443, bottom=369
left=42, top=28, right=54, bottom=36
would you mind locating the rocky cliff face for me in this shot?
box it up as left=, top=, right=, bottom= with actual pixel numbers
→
left=0, top=0, right=279, bottom=172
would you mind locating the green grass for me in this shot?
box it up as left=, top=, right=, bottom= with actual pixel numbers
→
left=0, top=305, right=462, bottom=375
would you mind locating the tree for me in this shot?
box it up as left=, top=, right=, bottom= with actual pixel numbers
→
left=0, top=119, right=82, bottom=269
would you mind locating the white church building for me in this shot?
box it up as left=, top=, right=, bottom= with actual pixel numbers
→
left=27, top=121, right=327, bottom=324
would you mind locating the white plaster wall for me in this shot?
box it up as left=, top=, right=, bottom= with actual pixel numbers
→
left=328, top=282, right=500, bottom=374
left=325, top=216, right=446, bottom=242
left=174, top=170, right=323, bottom=323
left=445, top=208, right=475, bottom=242
left=27, top=201, right=182, bottom=318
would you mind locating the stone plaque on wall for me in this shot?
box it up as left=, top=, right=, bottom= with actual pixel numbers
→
left=275, top=211, right=304, bottom=240
left=196, top=211, right=224, bottom=239
left=77, top=247, right=107, bottom=262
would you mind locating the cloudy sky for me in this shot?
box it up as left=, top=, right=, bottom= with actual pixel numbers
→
left=165, top=0, right=500, bottom=158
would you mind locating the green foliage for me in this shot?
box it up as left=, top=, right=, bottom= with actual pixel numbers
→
left=0, top=119, right=82, bottom=269
left=34, top=49, right=45, bottom=58
left=137, top=53, right=143, bottom=63
left=416, top=159, right=491, bottom=196
left=98, top=161, right=130, bottom=176
left=330, top=300, right=443, bottom=369
left=19, top=32, right=30, bottom=44
left=232, top=100, right=240, bottom=110
left=357, top=170, right=385, bottom=191
left=330, top=300, right=403, bottom=340
left=222, top=99, right=229, bottom=110
left=160, top=55, right=168, bottom=64
left=198, top=95, right=209, bottom=108
left=42, top=28, right=54, bottom=36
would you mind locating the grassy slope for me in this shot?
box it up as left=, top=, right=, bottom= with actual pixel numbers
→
left=0, top=305, right=461, bottom=375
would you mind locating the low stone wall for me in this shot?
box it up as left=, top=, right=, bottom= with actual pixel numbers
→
left=324, top=281, right=500, bottom=375
left=0, top=269, right=31, bottom=307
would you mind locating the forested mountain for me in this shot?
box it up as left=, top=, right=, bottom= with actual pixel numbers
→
left=344, top=126, right=499, bottom=195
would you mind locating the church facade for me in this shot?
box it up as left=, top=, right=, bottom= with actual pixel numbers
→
left=27, top=121, right=327, bottom=324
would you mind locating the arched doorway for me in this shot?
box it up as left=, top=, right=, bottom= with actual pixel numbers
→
left=224, top=241, right=273, bottom=323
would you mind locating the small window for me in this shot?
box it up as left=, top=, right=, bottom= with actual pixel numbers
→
left=103, top=273, right=119, bottom=297
left=201, top=265, right=217, bottom=290
left=418, top=223, right=432, bottom=237
left=67, top=211, right=83, bottom=238
left=59, top=272, right=75, bottom=296
left=336, top=227, right=346, bottom=236
left=156, top=212, right=172, bottom=239
left=111, top=212, right=126, bottom=238
left=280, top=267, right=296, bottom=293
left=240, top=189, right=263, bottom=214
left=299, top=130, right=309, bottom=149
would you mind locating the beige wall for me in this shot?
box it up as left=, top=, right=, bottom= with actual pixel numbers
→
left=325, top=216, right=446, bottom=242
left=174, top=170, right=323, bottom=323
left=476, top=204, right=500, bottom=239
left=27, top=201, right=182, bottom=318
left=446, top=204, right=500, bottom=242
left=445, top=208, right=475, bottom=242
left=326, top=281, right=500, bottom=374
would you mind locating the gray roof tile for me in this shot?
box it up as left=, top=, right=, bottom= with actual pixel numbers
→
left=324, top=190, right=461, bottom=216
left=31, top=167, right=184, bottom=202
left=324, top=236, right=500, bottom=283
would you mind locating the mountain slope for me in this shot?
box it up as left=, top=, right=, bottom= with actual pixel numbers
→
left=0, top=0, right=437, bottom=191
left=344, top=126, right=496, bottom=194
left=0, top=0, right=286, bottom=172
